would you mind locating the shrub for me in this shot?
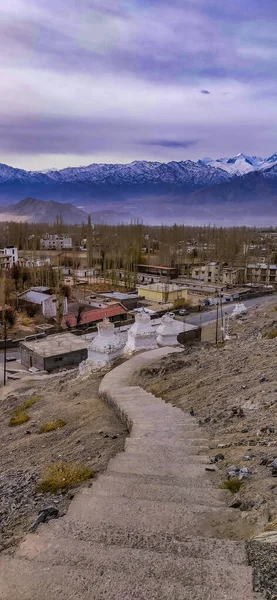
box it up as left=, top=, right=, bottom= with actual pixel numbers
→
left=9, top=411, right=30, bottom=427
left=36, top=461, right=93, bottom=493
left=39, top=420, right=66, bottom=434
left=220, top=479, right=244, bottom=494
left=21, top=317, right=31, bottom=327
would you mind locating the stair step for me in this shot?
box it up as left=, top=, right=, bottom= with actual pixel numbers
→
left=62, top=495, right=232, bottom=538
left=81, top=473, right=226, bottom=506
left=123, top=449, right=210, bottom=464
left=38, top=520, right=248, bottom=565
left=106, top=469, right=217, bottom=489
left=129, top=431, right=209, bottom=443
left=106, top=454, right=209, bottom=478
left=124, top=438, right=209, bottom=452
left=0, top=557, right=254, bottom=600
left=17, top=536, right=253, bottom=590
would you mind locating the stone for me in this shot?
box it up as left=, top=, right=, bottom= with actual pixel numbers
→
left=212, top=454, right=224, bottom=463
left=79, top=318, right=125, bottom=374
left=238, top=467, right=252, bottom=479
left=29, top=506, right=59, bottom=532
left=271, top=458, right=277, bottom=476
left=227, top=465, right=252, bottom=480
left=124, top=312, right=158, bottom=355
left=232, top=303, right=248, bottom=318
left=260, top=457, right=270, bottom=466
left=230, top=496, right=242, bottom=509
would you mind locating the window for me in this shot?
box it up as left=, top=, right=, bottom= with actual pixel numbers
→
left=54, top=357, right=63, bottom=362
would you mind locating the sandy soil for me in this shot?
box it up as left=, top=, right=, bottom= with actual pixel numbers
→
left=0, top=369, right=127, bottom=552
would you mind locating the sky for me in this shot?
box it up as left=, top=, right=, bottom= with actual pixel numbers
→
left=1, top=0, right=277, bottom=170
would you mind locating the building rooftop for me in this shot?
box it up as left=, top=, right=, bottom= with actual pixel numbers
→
left=99, top=292, right=139, bottom=300
left=19, top=291, right=52, bottom=304
left=138, top=283, right=187, bottom=292
left=247, top=263, right=277, bottom=269
left=136, top=264, right=177, bottom=271
left=61, top=304, right=127, bottom=329
left=21, top=333, right=88, bottom=357
left=30, top=286, right=51, bottom=293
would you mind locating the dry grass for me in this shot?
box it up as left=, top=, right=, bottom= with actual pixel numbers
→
left=263, top=329, right=277, bottom=339
left=9, top=411, right=30, bottom=427
left=8, top=395, right=40, bottom=427
left=36, top=461, right=93, bottom=493
left=21, top=395, right=40, bottom=410
left=220, top=479, right=244, bottom=494
left=263, top=518, right=277, bottom=532
left=39, top=420, right=66, bottom=434
left=21, top=317, right=31, bottom=327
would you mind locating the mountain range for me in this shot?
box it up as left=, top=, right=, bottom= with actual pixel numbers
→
left=0, top=153, right=277, bottom=224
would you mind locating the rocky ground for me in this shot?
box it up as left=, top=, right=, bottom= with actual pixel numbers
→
left=0, top=370, right=127, bottom=552
left=134, top=299, right=277, bottom=600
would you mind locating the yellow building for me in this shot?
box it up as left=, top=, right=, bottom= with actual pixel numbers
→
left=137, top=283, right=187, bottom=304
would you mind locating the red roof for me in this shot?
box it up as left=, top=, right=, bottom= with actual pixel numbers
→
left=61, top=304, right=126, bottom=329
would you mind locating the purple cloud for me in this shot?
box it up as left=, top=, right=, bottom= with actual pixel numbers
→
left=0, top=0, right=276, bottom=167
left=142, top=140, right=198, bottom=149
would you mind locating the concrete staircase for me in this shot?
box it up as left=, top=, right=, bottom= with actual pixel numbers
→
left=0, top=347, right=260, bottom=600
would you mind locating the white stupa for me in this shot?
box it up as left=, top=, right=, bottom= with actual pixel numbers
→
left=156, top=313, right=183, bottom=346
left=124, top=311, right=157, bottom=355
left=79, top=318, right=125, bottom=375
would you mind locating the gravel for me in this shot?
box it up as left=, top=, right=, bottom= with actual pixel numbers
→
left=247, top=540, right=277, bottom=600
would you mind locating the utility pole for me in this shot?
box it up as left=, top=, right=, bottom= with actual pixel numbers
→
left=220, top=290, right=224, bottom=343
left=3, top=305, right=7, bottom=386
left=56, top=253, right=63, bottom=331
left=215, top=300, right=219, bottom=345
left=2, top=270, right=7, bottom=386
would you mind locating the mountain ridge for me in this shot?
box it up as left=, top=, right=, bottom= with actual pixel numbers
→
left=0, top=155, right=277, bottom=225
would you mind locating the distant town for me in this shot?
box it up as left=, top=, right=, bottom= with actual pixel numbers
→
left=0, top=219, right=276, bottom=374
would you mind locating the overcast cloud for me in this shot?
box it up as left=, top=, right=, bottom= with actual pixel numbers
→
left=1, top=0, right=277, bottom=169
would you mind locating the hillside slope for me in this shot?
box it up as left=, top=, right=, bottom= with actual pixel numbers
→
left=0, top=197, right=88, bottom=224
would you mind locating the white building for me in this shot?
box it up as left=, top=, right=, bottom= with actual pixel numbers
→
left=18, top=289, right=68, bottom=318
left=191, top=261, right=220, bottom=283
left=40, top=235, right=72, bottom=250
left=246, top=263, right=277, bottom=284
left=19, top=256, right=51, bottom=268
left=0, top=246, right=18, bottom=268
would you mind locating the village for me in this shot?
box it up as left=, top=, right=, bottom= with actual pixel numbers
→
left=0, top=222, right=277, bottom=381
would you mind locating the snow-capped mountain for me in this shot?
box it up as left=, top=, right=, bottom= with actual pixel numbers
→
left=0, top=159, right=232, bottom=205
left=43, top=159, right=232, bottom=186
left=1, top=154, right=277, bottom=190
left=199, top=153, right=277, bottom=175
left=0, top=155, right=277, bottom=224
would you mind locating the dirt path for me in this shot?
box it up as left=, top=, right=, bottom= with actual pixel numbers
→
left=0, top=369, right=127, bottom=552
